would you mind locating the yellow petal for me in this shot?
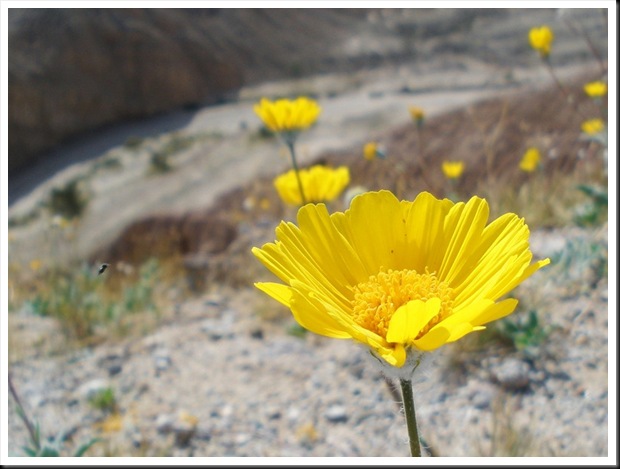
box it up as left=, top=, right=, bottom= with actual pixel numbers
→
left=255, top=282, right=292, bottom=307
left=386, top=298, right=441, bottom=344
left=412, top=326, right=451, bottom=351
left=376, top=343, right=407, bottom=367
left=439, top=196, right=490, bottom=284
left=471, top=298, right=519, bottom=326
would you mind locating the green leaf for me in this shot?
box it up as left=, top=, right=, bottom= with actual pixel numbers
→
left=22, top=446, right=38, bottom=457
left=38, top=446, right=60, bottom=457
left=73, top=438, right=102, bottom=457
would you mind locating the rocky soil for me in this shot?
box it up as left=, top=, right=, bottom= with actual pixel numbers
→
left=6, top=7, right=610, bottom=460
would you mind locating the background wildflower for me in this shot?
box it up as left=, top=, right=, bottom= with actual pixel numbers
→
left=255, top=96, right=322, bottom=205
left=583, top=80, right=607, bottom=98
left=581, top=118, right=605, bottom=135
left=29, top=259, right=42, bottom=272
left=519, top=147, right=542, bottom=172
left=363, top=141, right=386, bottom=160
left=442, top=161, right=464, bottom=179
left=273, top=165, right=350, bottom=206
left=254, top=96, right=321, bottom=137
left=409, top=106, right=425, bottom=128
left=529, top=25, right=554, bottom=57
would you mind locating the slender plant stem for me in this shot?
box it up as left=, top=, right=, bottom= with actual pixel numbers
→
left=285, top=140, right=307, bottom=205
left=542, top=58, right=588, bottom=121
left=400, top=378, right=421, bottom=457
left=562, top=17, right=607, bottom=75
left=8, top=372, right=40, bottom=450
left=415, top=126, right=434, bottom=193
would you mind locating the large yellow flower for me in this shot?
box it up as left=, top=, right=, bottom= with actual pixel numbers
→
left=519, top=147, right=542, bottom=173
left=253, top=191, right=549, bottom=368
left=254, top=97, right=321, bottom=134
left=274, top=165, right=350, bottom=206
left=529, top=25, right=554, bottom=57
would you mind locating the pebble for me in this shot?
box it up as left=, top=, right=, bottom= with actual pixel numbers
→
left=201, top=318, right=235, bottom=341
left=490, top=358, right=530, bottom=391
left=77, top=378, right=110, bottom=401
left=152, top=348, right=172, bottom=373
left=324, top=405, right=348, bottom=423
left=470, top=385, right=495, bottom=410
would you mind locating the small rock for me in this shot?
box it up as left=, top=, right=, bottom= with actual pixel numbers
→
left=77, top=379, right=110, bottom=401
left=108, top=363, right=123, bottom=376
left=201, top=318, right=234, bottom=341
left=155, top=414, right=174, bottom=434
left=324, top=405, right=348, bottom=423
left=153, top=349, right=172, bottom=372
left=265, top=406, right=282, bottom=420
left=471, top=387, right=494, bottom=410
left=250, top=328, right=264, bottom=340
left=235, top=433, right=251, bottom=446
left=491, top=358, right=530, bottom=390
left=287, top=407, right=300, bottom=422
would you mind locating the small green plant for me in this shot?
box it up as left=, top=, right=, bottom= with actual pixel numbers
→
left=25, top=259, right=161, bottom=341
left=149, top=151, right=172, bottom=173
left=48, top=178, right=88, bottom=219
left=287, top=322, right=308, bottom=338
left=573, top=183, right=608, bottom=227
left=494, top=310, right=549, bottom=357
left=88, top=387, right=118, bottom=413
left=550, top=236, right=608, bottom=288
left=9, top=373, right=100, bottom=457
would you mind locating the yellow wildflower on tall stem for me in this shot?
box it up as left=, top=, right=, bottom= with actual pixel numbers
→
left=528, top=25, right=587, bottom=120
left=253, top=190, right=550, bottom=456
left=274, top=165, right=350, bottom=206
left=254, top=97, right=322, bottom=205
left=442, top=161, right=464, bottom=202
left=408, top=105, right=434, bottom=194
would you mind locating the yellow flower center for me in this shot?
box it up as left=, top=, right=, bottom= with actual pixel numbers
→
left=351, top=268, right=455, bottom=340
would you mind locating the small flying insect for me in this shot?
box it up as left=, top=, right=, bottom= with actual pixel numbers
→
left=98, top=263, right=109, bottom=275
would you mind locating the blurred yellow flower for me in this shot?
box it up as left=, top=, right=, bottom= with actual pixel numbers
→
left=363, top=142, right=385, bottom=160
left=274, top=165, right=350, bottom=206
left=253, top=190, right=549, bottom=368
left=519, top=147, right=542, bottom=173
left=254, top=97, right=321, bottom=134
left=583, top=81, right=607, bottom=98
left=581, top=118, right=605, bottom=135
left=51, top=215, right=70, bottom=229
left=179, top=410, right=199, bottom=427
left=442, top=161, right=464, bottom=179
left=529, top=25, right=554, bottom=57
left=29, top=259, right=42, bottom=272
left=98, top=413, right=123, bottom=434
left=409, top=106, right=425, bottom=124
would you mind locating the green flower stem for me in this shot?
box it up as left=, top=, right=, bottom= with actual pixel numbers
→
left=400, top=378, right=422, bottom=457
left=285, top=140, right=307, bottom=206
